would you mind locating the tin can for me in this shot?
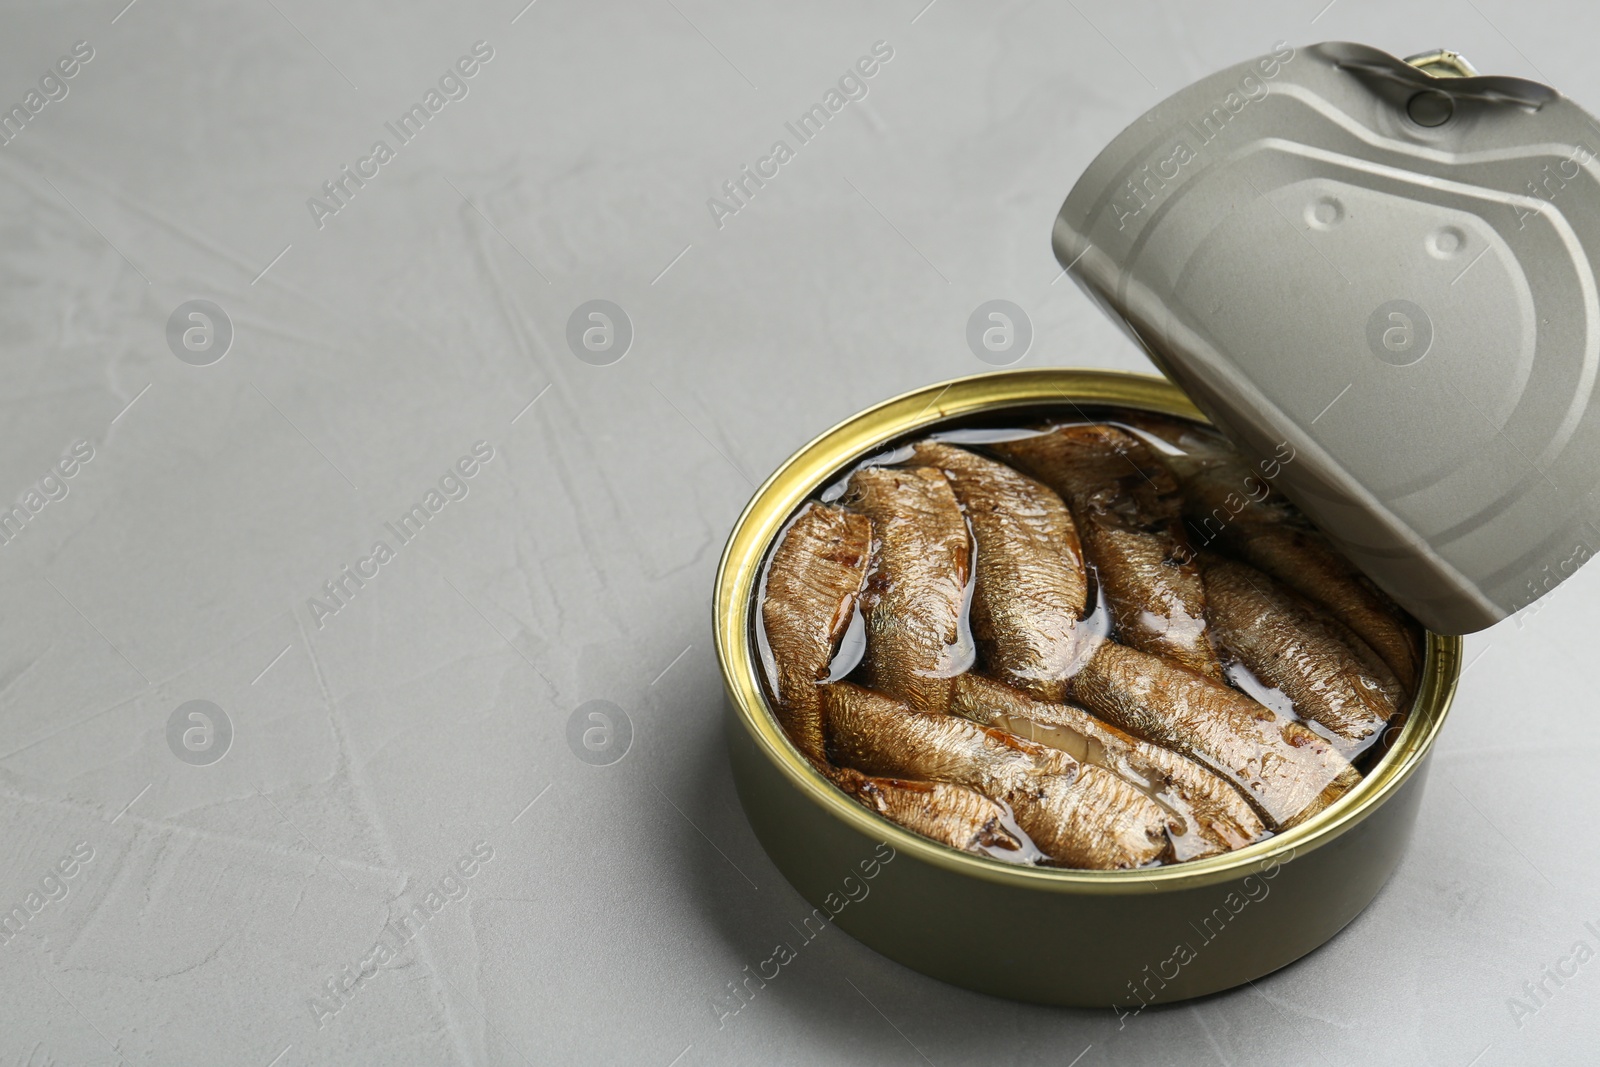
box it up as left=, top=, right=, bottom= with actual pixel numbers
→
left=713, top=368, right=1461, bottom=1007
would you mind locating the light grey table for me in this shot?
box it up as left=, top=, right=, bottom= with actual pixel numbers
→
left=1, top=1, right=1595, bottom=1064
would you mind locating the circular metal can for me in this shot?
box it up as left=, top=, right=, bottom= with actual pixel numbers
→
left=713, top=368, right=1461, bottom=1007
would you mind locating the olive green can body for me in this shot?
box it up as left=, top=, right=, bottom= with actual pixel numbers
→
left=713, top=369, right=1461, bottom=1007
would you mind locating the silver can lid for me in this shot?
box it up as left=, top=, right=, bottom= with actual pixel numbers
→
left=1057, top=41, right=1600, bottom=635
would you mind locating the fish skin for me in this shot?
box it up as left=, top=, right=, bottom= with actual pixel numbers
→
left=993, top=425, right=1222, bottom=680
left=821, top=682, right=1171, bottom=869
left=1200, top=553, right=1400, bottom=755
left=1281, top=764, right=1364, bottom=830
left=951, top=674, right=1266, bottom=860
left=839, top=467, right=974, bottom=712
left=828, top=765, right=1030, bottom=858
left=1231, top=522, right=1420, bottom=691
left=1310, top=607, right=1404, bottom=698
left=909, top=441, right=1088, bottom=702
left=1068, top=641, right=1357, bottom=830
left=1170, top=452, right=1421, bottom=691
left=760, top=502, right=872, bottom=764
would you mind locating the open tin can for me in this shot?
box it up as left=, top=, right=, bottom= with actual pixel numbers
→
left=714, top=42, right=1599, bottom=1007
left=716, top=369, right=1460, bottom=1006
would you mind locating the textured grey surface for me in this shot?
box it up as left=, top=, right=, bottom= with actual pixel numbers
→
left=0, top=1, right=1596, bottom=1065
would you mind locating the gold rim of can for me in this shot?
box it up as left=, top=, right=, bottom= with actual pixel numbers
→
left=714, top=368, right=1462, bottom=892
